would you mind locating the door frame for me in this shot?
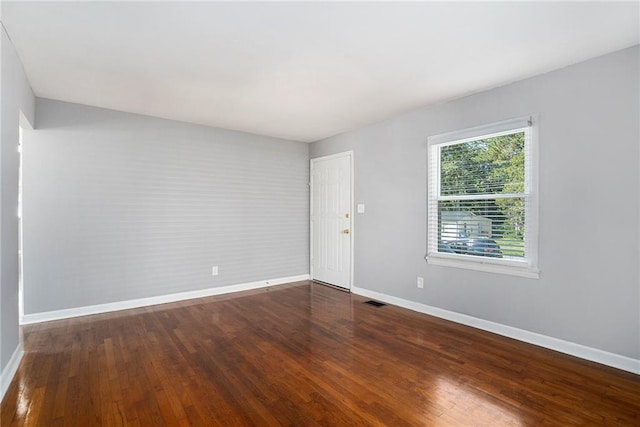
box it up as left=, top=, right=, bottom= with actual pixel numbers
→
left=310, top=151, right=354, bottom=290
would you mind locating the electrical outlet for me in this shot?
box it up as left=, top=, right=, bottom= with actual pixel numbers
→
left=417, top=277, right=424, bottom=289
left=212, top=266, right=219, bottom=276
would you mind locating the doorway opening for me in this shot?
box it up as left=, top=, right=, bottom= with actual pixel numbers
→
left=17, top=111, right=31, bottom=324
left=18, top=125, right=24, bottom=323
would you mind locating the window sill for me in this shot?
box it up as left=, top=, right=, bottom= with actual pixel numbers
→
left=426, top=254, right=539, bottom=279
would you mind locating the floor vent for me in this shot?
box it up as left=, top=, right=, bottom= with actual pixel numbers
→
left=364, top=300, right=386, bottom=307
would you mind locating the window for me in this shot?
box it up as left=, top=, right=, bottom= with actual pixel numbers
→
left=427, top=116, right=538, bottom=278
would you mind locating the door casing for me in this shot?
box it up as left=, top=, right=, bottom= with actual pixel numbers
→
left=310, top=151, right=354, bottom=290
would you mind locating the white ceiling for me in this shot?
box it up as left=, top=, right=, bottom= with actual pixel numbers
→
left=2, top=2, right=639, bottom=142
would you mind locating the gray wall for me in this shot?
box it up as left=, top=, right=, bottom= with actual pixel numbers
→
left=0, top=23, right=35, bottom=373
left=22, top=99, right=309, bottom=314
left=311, top=46, right=640, bottom=359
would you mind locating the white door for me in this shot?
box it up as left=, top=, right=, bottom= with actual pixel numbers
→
left=310, top=152, right=352, bottom=289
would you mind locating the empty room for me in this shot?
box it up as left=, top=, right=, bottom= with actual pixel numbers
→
left=1, top=1, right=639, bottom=425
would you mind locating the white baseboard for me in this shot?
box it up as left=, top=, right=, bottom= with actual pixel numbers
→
left=352, top=286, right=640, bottom=375
left=22, top=274, right=310, bottom=325
left=1, top=345, right=24, bottom=402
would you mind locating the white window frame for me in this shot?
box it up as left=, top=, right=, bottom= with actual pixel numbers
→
left=427, top=116, right=539, bottom=279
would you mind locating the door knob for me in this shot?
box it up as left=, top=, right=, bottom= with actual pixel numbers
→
left=342, top=229, right=350, bottom=234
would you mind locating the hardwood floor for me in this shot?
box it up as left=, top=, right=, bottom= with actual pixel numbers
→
left=2, top=281, right=639, bottom=426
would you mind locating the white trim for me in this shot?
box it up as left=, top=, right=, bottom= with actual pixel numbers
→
left=349, top=152, right=354, bottom=290
left=352, top=286, right=640, bottom=375
left=526, top=114, right=540, bottom=275
left=427, top=115, right=539, bottom=277
left=21, top=274, right=310, bottom=325
left=310, top=150, right=354, bottom=290
left=426, top=255, right=539, bottom=279
left=1, top=345, right=24, bottom=402
left=310, top=150, right=354, bottom=163
left=428, top=116, right=531, bottom=146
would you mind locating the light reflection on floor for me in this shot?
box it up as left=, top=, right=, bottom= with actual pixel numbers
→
left=14, top=373, right=31, bottom=421
left=432, top=376, right=524, bottom=426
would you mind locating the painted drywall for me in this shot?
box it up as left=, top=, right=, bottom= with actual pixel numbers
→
left=0, top=23, right=35, bottom=376
left=22, top=99, right=309, bottom=314
left=311, top=46, right=640, bottom=360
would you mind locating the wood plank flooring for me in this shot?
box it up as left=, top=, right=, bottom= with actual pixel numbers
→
left=2, top=281, right=639, bottom=425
